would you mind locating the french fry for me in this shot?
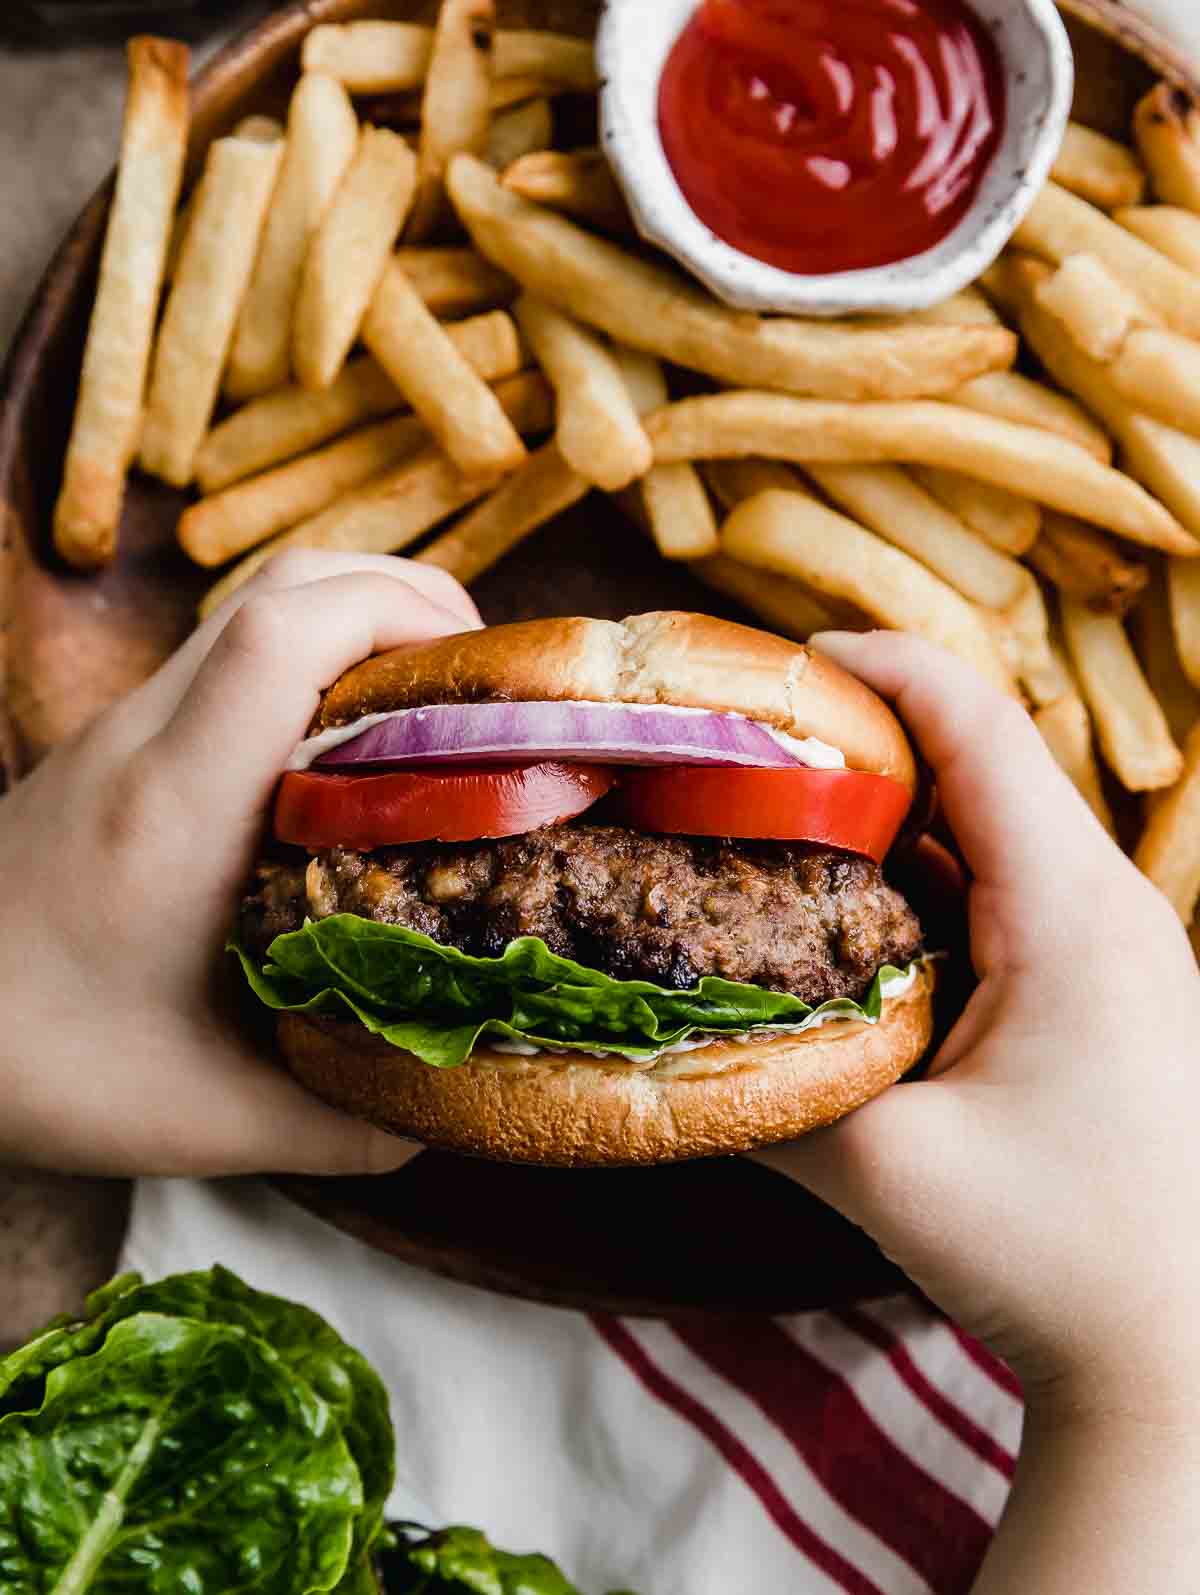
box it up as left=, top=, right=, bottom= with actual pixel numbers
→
left=416, top=439, right=589, bottom=584
left=906, top=466, right=1041, bottom=556
left=1168, top=555, right=1200, bottom=688
left=1133, top=83, right=1200, bottom=212
left=1027, top=511, right=1149, bottom=615
left=139, top=134, right=283, bottom=486
left=1060, top=598, right=1183, bottom=790
left=292, top=126, right=416, bottom=391
left=302, top=21, right=433, bottom=92
left=362, top=259, right=526, bottom=478
left=720, top=488, right=1015, bottom=691
left=892, top=286, right=1002, bottom=326
left=225, top=74, right=359, bottom=400
left=1132, top=563, right=1200, bottom=744
left=611, top=346, right=718, bottom=560
left=1034, top=691, right=1118, bottom=836
left=196, top=311, right=522, bottom=493
left=53, top=37, right=189, bottom=567
left=689, top=554, right=841, bottom=640
left=1113, top=204, right=1200, bottom=272
left=701, top=458, right=808, bottom=513
left=179, top=412, right=429, bottom=567
left=1012, top=180, right=1200, bottom=337
left=950, top=369, right=1111, bottom=463
left=1051, top=122, right=1146, bottom=210
left=486, top=96, right=552, bottom=169
left=231, top=114, right=284, bottom=144
left=302, top=22, right=594, bottom=94
left=448, top=155, right=1016, bottom=398
left=804, top=463, right=1030, bottom=610
left=1034, top=252, right=1154, bottom=361
left=163, top=186, right=195, bottom=283
left=501, top=150, right=631, bottom=234
left=1135, top=722, right=1200, bottom=921
left=407, top=0, right=495, bottom=243
left=646, top=392, right=1180, bottom=548
left=393, top=246, right=515, bottom=316
left=1103, top=326, right=1200, bottom=437
left=1003, top=258, right=1200, bottom=544
left=514, top=296, right=649, bottom=491
left=1004, top=580, right=1075, bottom=708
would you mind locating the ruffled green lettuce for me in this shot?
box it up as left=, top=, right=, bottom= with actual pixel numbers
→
left=232, top=914, right=918, bottom=1068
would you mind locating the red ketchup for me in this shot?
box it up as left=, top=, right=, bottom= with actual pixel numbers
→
left=657, top=0, right=1006, bottom=276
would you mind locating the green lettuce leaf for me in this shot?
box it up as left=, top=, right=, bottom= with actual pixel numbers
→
left=233, top=914, right=917, bottom=1068
left=0, top=1312, right=361, bottom=1593
left=0, top=1267, right=394, bottom=1578
left=380, top=1525, right=636, bottom=1595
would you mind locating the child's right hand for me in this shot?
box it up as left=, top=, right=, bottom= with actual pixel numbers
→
left=756, top=631, right=1200, bottom=1430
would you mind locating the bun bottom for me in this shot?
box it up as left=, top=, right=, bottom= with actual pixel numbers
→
left=277, top=966, right=934, bottom=1166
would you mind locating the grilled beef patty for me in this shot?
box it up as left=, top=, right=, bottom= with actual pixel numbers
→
left=241, top=825, right=921, bottom=1007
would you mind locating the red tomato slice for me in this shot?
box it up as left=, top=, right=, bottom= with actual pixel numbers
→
left=610, top=766, right=912, bottom=862
left=275, top=762, right=614, bottom=849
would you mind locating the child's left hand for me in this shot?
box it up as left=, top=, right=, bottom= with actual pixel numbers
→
left=0, top=551, right=479, bottom=1176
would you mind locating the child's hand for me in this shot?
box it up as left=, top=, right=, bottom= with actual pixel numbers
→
left=0, top=551, right=479, bottom=1178
left=756, top=631, right=1200, bottom=1429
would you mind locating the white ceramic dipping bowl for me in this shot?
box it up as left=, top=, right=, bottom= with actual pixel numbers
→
left=597, top=0, right=1074, bottom=315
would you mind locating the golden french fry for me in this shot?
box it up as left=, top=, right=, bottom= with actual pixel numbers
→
left=1012, top=181, right=1200, bottom=337
left=163, top=186, right=195, bottom=283
left=1003, top=579, right=1074, bottom=708
left=293, top=127, right=416, bottom=390
left=225, top=74, right=359, bottom=400
left=416, top=439, right=588, bottom=584
left=1131, top=563, right=1200, bottom=744
left=891, top=286, right=1002, bottom=326
left=1004, top=258, right=1200, bottom=545
left=689, top=554, right=841, bottom=640
left=139, top=134, right=283, bottom=486
left=1034, top=691, right=1118, bottom=836
left=362, top=260, right=526, bottom=478
left=486, top=97, right=552, bottom=169
left=488, top=75, right=554, bottom=111
left=1103, top=327, right=1200, bottom=437
left=609, top=346, right=718, bottom=559
left=53, top=37, right=189, bottom=567
left=701, top=458, right=807, bottom=513
left=721, top=488, right=1014, bottom=691
left=825, top=458, right=1037, bottom=559
left=448, top=155, right=1016, bottom=398
left=1135, top=722, right=1200, bottom=920
left=1133, top=83, right=1200, bottom=212
left=196, top=310, right=524, bottom=492
left=950, top=369, right=1111, bottom=462
left=501, top=150, right=631, bottom=234
left=1027, top=511, right=1148, bottom=615
left=302, top=22, right=593, bottom=93
left=407, top=0, right=495, bottom=243
left=1114, top=204, right=1200, bottom=272
left=1168, top=555, right=1200, bottom=688
left=514, top=296, right=649, bottom=491
left=1034, top=252, right=1154, bottom=361
left=610, top=344, right=668, bottom=419
left=302, top=21, right=433, bottom=92
left=646, top=391, right=1179, bottom=548
left=1052, top=122, right=1146, bottom=210
left=806, top=463, right=1030, bottom=609
left=1060, top=598, right=1183, bottom=790
left=393, top=246, right=515, bottom=316
left=232, top=114, right=284, bottom=144
left=179, top=412, right=429, bottom=567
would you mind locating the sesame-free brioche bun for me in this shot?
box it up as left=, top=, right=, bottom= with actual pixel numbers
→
left=313, top=610, right=917, bottom=794
left=277, top=963, right=934, bottom=1167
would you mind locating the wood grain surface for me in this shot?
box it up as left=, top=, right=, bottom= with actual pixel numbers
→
left=0, top=0, right=1192, bottom=1323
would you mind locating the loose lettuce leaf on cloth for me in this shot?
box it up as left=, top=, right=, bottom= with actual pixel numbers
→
left=0, top=1267, right=393, bottom=1589
left=233, top=913, right=917, bottom=1067
left=380, top=1525, right=636, bottom=1595
left=0, top=1312, right=361, bottom=1594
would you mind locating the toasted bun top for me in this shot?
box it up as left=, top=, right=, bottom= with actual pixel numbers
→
left=315, top=611, right=916, bottom=792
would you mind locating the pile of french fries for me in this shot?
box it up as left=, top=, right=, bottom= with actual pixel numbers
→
left=53, top=6, right=1200, bottom=948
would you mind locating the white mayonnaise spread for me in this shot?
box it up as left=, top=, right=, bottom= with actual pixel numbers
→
left=487, top=964, right=920, bottom=1063
left=287, top=702, right=846, bottom=772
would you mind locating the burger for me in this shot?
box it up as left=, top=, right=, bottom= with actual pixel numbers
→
left=234, top=611, right=932, bottom=1165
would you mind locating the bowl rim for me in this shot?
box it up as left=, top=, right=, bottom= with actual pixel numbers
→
left=596, top=0, right=1074, bottom=315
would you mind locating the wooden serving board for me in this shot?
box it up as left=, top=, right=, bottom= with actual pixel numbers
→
left=0, top=0, right=1193, bottom=1316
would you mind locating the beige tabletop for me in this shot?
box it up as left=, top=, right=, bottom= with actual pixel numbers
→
left=0, top=7, right=269, bottom=1349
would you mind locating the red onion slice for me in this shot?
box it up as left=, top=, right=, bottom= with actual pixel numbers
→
left=292, top=700, right=844, bottom=772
